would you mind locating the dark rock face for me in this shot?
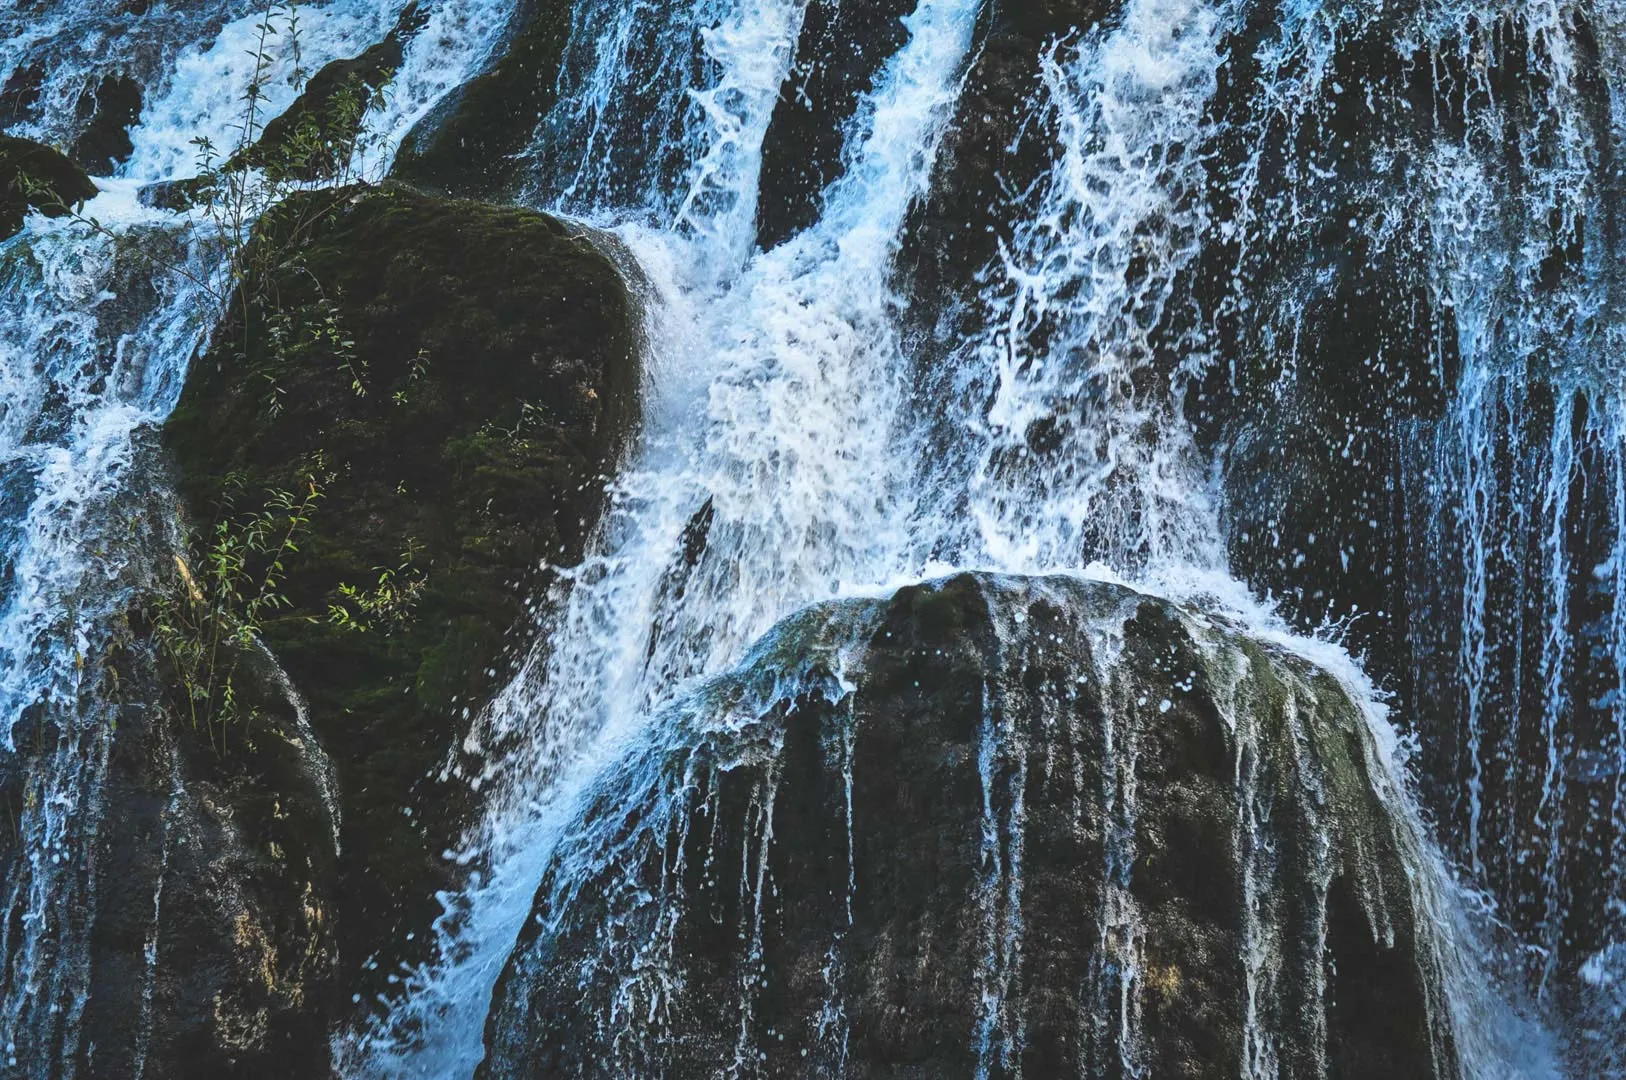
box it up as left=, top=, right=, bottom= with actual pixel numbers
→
left=70, top=73, right=142, bottom=174
left=897, top=0, right=1112, bottom=337
left=0, top=134, right=97, bottom=239
left=754, top=0, right=915, bottom=249
left=79, top=631, right=341, bottom=1080
left=0, top=63, right=45, bottom=128
left=1190, top=5, right=1459, bottom=668
left=164, top=184, right=639, bottom=1003
left=390, top=0, right=574, bottom=199
left=238, top=3, right=429, bottom=183
left=479, top=573, right=1456, bottom=1079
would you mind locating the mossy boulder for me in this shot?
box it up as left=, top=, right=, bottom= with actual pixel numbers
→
left=389, top=0, right=574, bottom=198
left=164, top=183, right=639, bottom=1002
left=79, top=624, right=342, bottom=1080
left=480, top=572, right=1456, bottom=1078
left=1, top=134, right=97, bottom=239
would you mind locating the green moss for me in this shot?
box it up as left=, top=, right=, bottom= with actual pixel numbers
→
left=163, top=181, right=638, bottom=1000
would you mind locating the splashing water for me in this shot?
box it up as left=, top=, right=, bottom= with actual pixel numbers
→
left=3, top=0, right=1617, bottom=1072
left=348, top=0, right=1575, bottom=1074
left=0, top=1, right=516, bottom=1072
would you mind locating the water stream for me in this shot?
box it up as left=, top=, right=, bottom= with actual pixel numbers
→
left=2, top=0, right=1624, bottom=1074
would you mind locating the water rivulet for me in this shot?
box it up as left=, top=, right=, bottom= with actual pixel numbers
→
left=1, top=0, right=1623, bottom=1075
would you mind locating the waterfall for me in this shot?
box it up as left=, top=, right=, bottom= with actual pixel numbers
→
left=348, top=0, right=1577, bottom=1075
left=4, top=0, right=1625, bottom=1073
left=0, top=1, right=513, bottom=1073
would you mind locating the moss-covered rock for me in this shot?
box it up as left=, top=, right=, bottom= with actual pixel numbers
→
left=389, top=0, right=574, bottom=198
left=164, top=182, right=639, bottom=1001
left=479, top=572, right=1456, bottom=1078
left=1, top=134, right=97, bottom=239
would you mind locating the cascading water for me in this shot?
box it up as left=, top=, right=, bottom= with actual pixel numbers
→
left=5, top=0, right=1625, bottom=1074
left=0, top=0, right=516, bottom=1072
left=345, top=0, right=1587, bottom=1075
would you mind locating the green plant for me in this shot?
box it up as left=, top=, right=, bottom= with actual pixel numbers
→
left=327, top=539, right=428, bottom=635
left=151, top=472, right=323, bottom=748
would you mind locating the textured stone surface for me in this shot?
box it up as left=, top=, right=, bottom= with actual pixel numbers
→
left=479, top=572, right=1455, bottom=1079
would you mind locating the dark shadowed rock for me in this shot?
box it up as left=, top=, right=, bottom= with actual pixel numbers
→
left=754, top=0, right=915, bottom=249
left=237, top=3, right=430, bottom=183
left=390, top=0, right=574, bottom=199
left=70, top=73, right=142, bottom=174
left=1, top=134, right=97, bottom=239
left=77, top=628, right=341, bottom=1080
left=164, top=183, right=639, bottom=1005
left=0, top=62, right=45, bottom=129
left=478, top=572, right=1457, bottom=1079
left=897, top=0, right=1112, bottom=335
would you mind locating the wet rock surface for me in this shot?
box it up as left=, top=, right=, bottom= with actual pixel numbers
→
left=69, top=73, right=141, bottom=174
left=479, top=572, right=1453, bottom=1079
left=79, top=629, right=341, bottom=1080
left=164, top=183, right=639, bottom=1007
left=390, top=0, right=574, bottom=199
left=0, top=133, right=97, bottom=238
left=754, top=0, right=915, bottom=249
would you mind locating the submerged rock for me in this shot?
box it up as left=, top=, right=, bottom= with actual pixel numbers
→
left=479, top=572, right=1457, bottom=1079
left=164, top=184, right=639, bottom=1005
left=0, top=134, right=97, bottom=239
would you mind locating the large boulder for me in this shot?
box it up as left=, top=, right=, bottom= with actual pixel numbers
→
left=163, top=183, right=639, bottom=1007
left=0, top=134, right=97, bottom=239
left=77, top=619, right=342, bottom=1080
left=479, top=572, right=1458, bottom=1078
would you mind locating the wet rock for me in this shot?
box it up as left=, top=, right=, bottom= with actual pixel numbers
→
left=70, top=73, right=142, bottom=174
left=138, top=174, right=209, bottom=212
left=897, top=0, right=1113, bottom=335
left=77, top=628, right=341, bottom=1080
left=479, top=572, right=1456, bottom=1079
left=235, top=3, right=429, bottom=183
left=390, top=0, right=574, bottom=199
left=164, top=183, right=639, bottom=1006
left=754, top=0, right=915, bottom=249
left=0, top=133, right=97, bottom=239
left=0, top=62, right=45, bottom=129
left=1188, top=5, right=1458, bottom=669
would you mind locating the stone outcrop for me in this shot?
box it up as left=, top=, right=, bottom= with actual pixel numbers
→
left=162, top=182, right=639, bottom=1013
left=1, top=133, right=97, bottom=239
left=390, top=0, right=575, bottom=199
left=479, top=572, right=1457, bottom=1079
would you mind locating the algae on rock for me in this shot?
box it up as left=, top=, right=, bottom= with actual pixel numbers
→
left=163, top=181, right=640, bottom=1003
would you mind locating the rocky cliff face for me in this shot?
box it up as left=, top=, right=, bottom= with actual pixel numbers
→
left=479, top=572, right=1456, bottom=1079
left=25, top=180, right=642, bottom=1078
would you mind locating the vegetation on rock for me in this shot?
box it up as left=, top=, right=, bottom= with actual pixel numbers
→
left=164, top=181, right=640, bottom=1000
left=0, top=133, right=98, bottom=239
